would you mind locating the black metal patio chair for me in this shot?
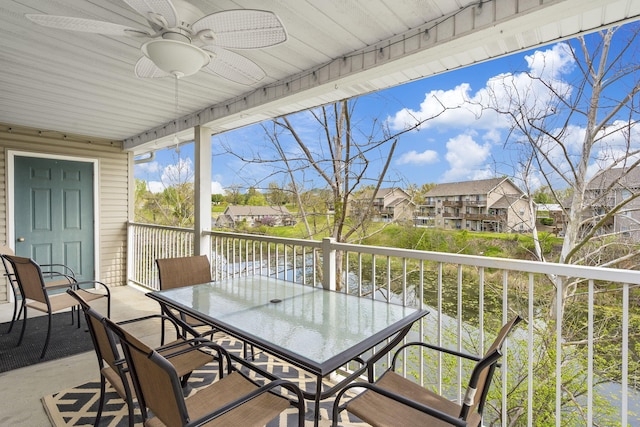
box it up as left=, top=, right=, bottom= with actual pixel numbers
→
left=332, top=315, right=523, bottom=427
left=67, top=288, right=218, bottom=427
left=2, top=254, right=110, bottom=358
left=104, top=315, right=306, bottom=427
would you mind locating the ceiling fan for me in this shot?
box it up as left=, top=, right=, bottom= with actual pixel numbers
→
left=25, top=0, right=287, bottom=84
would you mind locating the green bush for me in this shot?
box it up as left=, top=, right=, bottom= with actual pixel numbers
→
left=540, top=217, right=554, bottom=226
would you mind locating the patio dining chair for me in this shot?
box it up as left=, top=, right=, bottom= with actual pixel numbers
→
left=67, top=289, right=218, bottom=427
left=156, top=255, right=256, bottom=359
left=2, top=254, right=110, bottom=359
left=104, top=315, right=306, bottom=427
left=156, top=255, right=218, bottom=339
left=0, top=245, right=76, bottom=333
left=332, top=315, right=523, bottom=427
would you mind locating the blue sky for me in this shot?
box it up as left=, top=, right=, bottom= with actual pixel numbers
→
left=135, top=26, right=640, bottom=195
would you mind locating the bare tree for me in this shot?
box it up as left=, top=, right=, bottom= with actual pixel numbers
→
left=479, top=25, right=640, bottom=426
left=218, top=98, right=446, bottom=290
left=485, top=25, right=640, bottom=317
left=135, top=154, right=196, bottom=227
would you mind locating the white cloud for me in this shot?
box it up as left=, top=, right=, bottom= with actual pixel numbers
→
left=136, top=161, right=162, bottom=174
left=441, top=134, right=492, bottom=182
left=396, top=149, right=439, bottom=165
left=211, top=181, right=224, bottom=194
left=388, top=83, right=507, bottom=132
left=482, top=128, right=502, bottom=144
left=388, top=43, right=577, bottom=149
left=147, top=181, right=164, bottom=193
left=161, top=157, right=194, bottom=187
left=525, top=43, right=575, bottom=80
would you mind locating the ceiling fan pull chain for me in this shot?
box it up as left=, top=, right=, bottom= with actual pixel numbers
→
left=174, top=75, right=180, bottom=155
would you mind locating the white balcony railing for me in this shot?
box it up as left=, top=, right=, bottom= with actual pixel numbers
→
left=127, top=222, right=640, bottom=426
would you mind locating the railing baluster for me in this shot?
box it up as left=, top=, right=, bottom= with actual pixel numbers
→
left=622, top=282, right=629, bottom=426
left=528, top=273, right=534, bottom=427
left=588, top=279, right=594, bottom=425
left=502, top=270, right=509, bottom=427
left=437, top=261, right=443, bottom=395
left=457, top=264, right=463, bottom=403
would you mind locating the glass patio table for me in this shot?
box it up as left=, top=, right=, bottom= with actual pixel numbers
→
left=147, top=275, right=428, bottom=424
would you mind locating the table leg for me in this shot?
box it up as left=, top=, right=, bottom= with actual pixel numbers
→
left=303, top=375, right=324, bottom=427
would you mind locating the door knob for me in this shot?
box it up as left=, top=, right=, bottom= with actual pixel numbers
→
left=17, top=237, right=25, bottom=242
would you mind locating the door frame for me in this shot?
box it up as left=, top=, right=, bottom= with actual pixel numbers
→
left=6, top=150, right=100, bottom=300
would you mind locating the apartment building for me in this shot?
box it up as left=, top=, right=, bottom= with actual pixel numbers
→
left=351, top=187, right=415, bottom=223
left=584, top=167, right=640, bottom=238
left=416, top=178, right=533, bottom=232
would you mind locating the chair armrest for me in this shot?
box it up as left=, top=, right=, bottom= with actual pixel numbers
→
left=391, top=341, right=481, bottom=371
left=40, top=263, right=76, bottom=278
left=160, top=337, right=233, bottom=375
left=117, top=313, right=201, bottom=341
left=39, top=271, right=76, bottom=289
left=72, top=279, right=109, bottom=292
left=334, top=381, right=468, bottom=427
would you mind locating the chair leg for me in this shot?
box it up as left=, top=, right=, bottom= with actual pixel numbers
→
left=8, top=299, right=23, bottom=333
left=94, top=376, right=107, bottom=427
left=122, top=376, right=136, bottom=427
left=40, top=311, right=52, bottom=359
left=17, top=306, right=28, bottom=346
left=126, top=395, right=135, bottom=427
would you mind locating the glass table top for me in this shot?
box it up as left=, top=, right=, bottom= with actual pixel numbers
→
left=152, top=276, right=427, bottom=373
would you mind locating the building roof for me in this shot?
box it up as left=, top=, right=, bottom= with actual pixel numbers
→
left=425, top=177, right=524, bottom=197
left=490, top=194, right=525, bottom=209
left=586, top=167, right=640, bottom=190
left=537, top=203, right=563, bottom=211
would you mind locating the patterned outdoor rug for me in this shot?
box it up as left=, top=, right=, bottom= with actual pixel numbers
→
left=42, top=333, right=368, bottom=426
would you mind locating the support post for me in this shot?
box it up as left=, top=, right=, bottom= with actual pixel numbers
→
left=194, top=125, right=212, bottom=257
left=322, top=237, right=336, bottom=290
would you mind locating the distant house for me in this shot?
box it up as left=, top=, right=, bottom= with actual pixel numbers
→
left=215, top=205, right=295, bottom=228
left=536, top=203, right=567, bottom=234
left=584, top=167, right=640, bottom=238
left=416, top=177, right=533, bottom=232
left=351, top=187, right=414, bottom=222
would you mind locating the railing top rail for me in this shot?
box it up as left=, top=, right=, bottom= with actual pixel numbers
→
left=131, top=223, right=640, bottom=284
left=208, top=230, right=323, bottom=248
left=331, top=240, right=640, bottom=284
left=128, top=221, right=194, bottom=233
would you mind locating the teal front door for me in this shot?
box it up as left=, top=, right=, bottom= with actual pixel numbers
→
left=14, top=156, right=95, bottom=281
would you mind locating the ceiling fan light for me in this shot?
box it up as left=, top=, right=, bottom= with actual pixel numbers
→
left=141, top=39, right=210, bottom=78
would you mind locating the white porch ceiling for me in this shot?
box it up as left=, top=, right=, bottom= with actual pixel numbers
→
left=2, top=0, right=640, bottom=156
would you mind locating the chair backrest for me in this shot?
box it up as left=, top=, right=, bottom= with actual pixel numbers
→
left=156, top=255, right=211, bottom=290
left=3, top=255, right=48, bottom=304
left=104, top=317, right=189, bottom=426
left=0, top=246, right=17, bottom=288
left=460, top=315, right=523, bottom=419
left=67, top=289, right=121, bottom=371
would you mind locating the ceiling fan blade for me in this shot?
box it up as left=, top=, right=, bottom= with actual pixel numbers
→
left=25, top=14, right=149, bottom=36
left=202, top=46, right=266, bottom=85
left=193, top=10, right=286, bottom=49
left=134, top=56, right=172, bottom=78
left=123, top=0, right=178, bottom=28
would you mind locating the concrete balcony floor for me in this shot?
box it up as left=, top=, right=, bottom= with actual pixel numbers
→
left=0, top=285, right=189, bottom=426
